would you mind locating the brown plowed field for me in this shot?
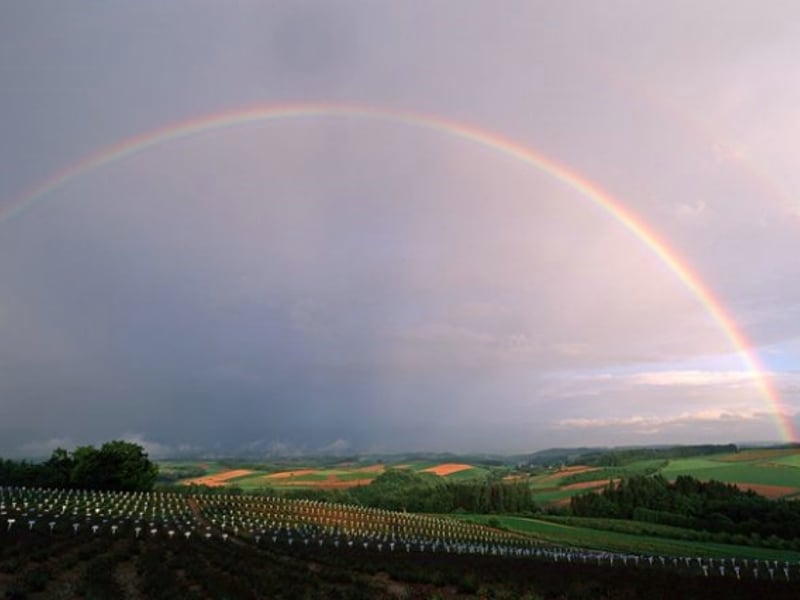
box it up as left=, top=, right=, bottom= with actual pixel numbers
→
left=542, top=465, right=600, bottom=482
left=735, top=483, right=800, bottom=499
left=561, top=478, right=615, bottom=491
left=717, top=449, right=799, bottom=462
left=315, top=477, right=373, bottom=489
left=268, top=475, right=373, bottom=489
left=353, top=464, right=386, bottom=473
left=183, top=469, right=253, bottom=487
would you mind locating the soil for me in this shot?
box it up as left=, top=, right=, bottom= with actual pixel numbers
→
left=182, top=469, right=253, bottom=487
left=561, top=479, right=615, bottom=491
left=421, top=463, right=474, bottom=476
left=734, top=483, right=800, bottom=499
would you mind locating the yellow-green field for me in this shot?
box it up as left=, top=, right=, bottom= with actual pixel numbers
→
left=165, top=461, right=490, bottom=490
left=160, top=447, right=800, bottom=501
left=525, top=448, right=800, bottom=505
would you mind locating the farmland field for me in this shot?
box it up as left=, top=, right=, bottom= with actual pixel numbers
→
left=162, top=448, right=800, bottom=505
left=525, top=447, right=800, bottom=505
left=2, top=486, right=800, bottom=599
left=661, top=456, right=800, bottom=493
left=453, top=514, right=800, bottom=562
left=165, top=460, right=491, bottom=491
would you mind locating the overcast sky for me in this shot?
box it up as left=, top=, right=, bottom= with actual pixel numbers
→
left=1, top=1, right=799, bottom=457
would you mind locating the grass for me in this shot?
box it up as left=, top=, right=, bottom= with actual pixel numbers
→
left=768, top=454, right=800, bottom=467
left=662, top=460, right=800, bottom=487
left=660, top=458, right=724, bottom=473
left=451, top=514, right=800, bottom=562
left=716, top=448, right=800, bottom=462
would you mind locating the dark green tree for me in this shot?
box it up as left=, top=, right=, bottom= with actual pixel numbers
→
left=70, top=441, right=158, bottom=491
left=41, top=447, right=75, bottom=487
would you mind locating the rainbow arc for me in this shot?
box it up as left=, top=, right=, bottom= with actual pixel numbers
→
left=3, top=103, right=794, bottom=442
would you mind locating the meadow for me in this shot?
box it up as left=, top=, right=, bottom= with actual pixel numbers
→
left=453, top=514, right=800, bottom=562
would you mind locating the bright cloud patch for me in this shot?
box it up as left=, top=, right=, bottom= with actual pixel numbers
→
left=556, top=408, right=765, bottom=431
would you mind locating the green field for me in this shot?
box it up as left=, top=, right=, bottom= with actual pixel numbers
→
left=662, top=456, right=800, bottom=488
left=771, top=454, right=800, bottom=467
left=522, top=448, right=800, bottom=505
left=160, top=447, right=800, bottom=502
left=452, top=515, right=800, bottom=562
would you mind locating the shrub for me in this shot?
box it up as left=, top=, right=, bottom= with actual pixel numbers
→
left=23, top=567, right=49, bottom=592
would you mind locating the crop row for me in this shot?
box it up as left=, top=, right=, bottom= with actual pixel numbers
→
left=2, top=485, right=799, bottom=584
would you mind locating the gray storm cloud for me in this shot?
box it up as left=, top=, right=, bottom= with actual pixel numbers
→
left=0, top=1, right=799, bottom=455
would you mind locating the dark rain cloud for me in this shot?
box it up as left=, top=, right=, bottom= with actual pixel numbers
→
left=1, top=1, right=799, bottom=455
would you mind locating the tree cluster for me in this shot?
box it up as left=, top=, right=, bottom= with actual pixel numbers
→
left=174, top=469, right=538, bottom=514
left=570, top=474, right=800, bottom=542
left=0, top=441, right=158, bottom=491
left=584, top=445, right=739, bottom=467
left=347, top=469, right=537, bottom=514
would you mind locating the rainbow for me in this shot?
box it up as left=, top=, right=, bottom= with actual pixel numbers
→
left=3, top=102, right=795, bottom=442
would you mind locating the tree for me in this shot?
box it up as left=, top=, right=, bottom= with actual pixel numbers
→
left=70, top=441, right=158, bottom=491
left=41, top=447, right=75, bottom=487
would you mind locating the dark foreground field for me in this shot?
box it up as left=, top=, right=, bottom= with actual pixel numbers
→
left=2, top=529, right=798, bottom=600
left=2, top=485, right=798, bottom=599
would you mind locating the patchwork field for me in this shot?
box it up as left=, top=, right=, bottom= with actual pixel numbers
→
left=421, top=462, right=474, bottom=476
left=527, top=449, right=800, bottom=505
left=661, top=452, right=800, bottom=497
left=164, top=447, right=800, bottom=504
left=170, top=460, right=489, bottom=491
left=182, top=469, right=254, bottom=487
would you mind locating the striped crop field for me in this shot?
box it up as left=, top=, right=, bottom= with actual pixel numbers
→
left=452, top=514, right=800, bottom=563
left=3, top=486, right=800, bottom=598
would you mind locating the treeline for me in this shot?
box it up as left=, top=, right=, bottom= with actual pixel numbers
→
left=583, top=444, right=738, bottom=467
left=571, top=474, right=800, bottom=542
left=349, top=469, right=536, bottom=514
left=0, top=441, right=158, bottom=491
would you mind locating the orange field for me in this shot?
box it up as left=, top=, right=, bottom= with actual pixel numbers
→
left=315, top=477, right=373, bottom=489
left=561, top=478, right=615, bottom=491
left=541, top=465, right=600, bottom=483
left=353, top=464, right=386, bottom=473
left=183, top=469, right=253, bottom=487
left=735, top=483, right=800, bottom=499
left=265, top=474, right=374, bottom=489
left=717, top=449, right=799, bottom=462
left=421, top=463, right=473, bottom=476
